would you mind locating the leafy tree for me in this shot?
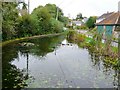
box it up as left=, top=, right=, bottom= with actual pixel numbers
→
left=16, top=14, right=38, bottom=37
left=45, top=4, right=68, bottom=25
left=31, top=7, right=52, bottom=34
left=49, top=18, right=63, bottom=33
left=86, top=16, right=96, bottom=29
left=76, top=13, right=83, bottom=20
left=2, top=3, right=66, bottom=41
left=31, top=5, right=65, bottom=34
left=58, top=16, right=69, bottom=26
left=45, top=4, right=56, bottom=18
left=45, top=4, right=64, bottom=20
left=2, top=2, right=19, bottom=40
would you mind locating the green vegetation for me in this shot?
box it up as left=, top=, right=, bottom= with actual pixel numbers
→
left=2, top=35, right=66, bottom=88
left=2, top=2, right=19, bottom=40
left=2, top=2, right=69, bottom=41
left=67, top=30, right=119, bottom=70
left=86, top=16, right=97, bottom=29
left=76, top=13, right=83, bottom=20
left=75, top=25, right=88, bottom=30
left=1, top=33, right=66, bottom=47
left=67, top=30, right=86, bottom=42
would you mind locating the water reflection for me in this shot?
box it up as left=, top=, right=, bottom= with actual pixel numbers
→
left=2, top=44, right=28, bottom=88
left=2, top=35, right=65, bottom=88
left=67, top=31, right=119, bottom=89
left=2, top=33, right=120, bottom=88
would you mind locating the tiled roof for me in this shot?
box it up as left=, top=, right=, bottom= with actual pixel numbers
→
left=97, top=12, right=113, bottom=20
left=96, top=12, right=120, bottom=25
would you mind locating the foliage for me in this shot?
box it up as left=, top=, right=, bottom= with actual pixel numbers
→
left=86, top=16, right=97, bottom=29
left=76, top=25, right=88, bottom=30
left=76, top=13, right=83, bottom=20
left=32, top=7, right=52, bottom=34
left=2, top=43, right=28, bottom=88
left=15, top=14, right=38, bottom=37
left=76, top=34, right=86, bottom=42
left=31, top=6, right=63, bottom=34
left=67, top=31, right=86, bottom=42
left=59, top=16, right=69, bottom=26
left=2, top=2, right=19, bottom=40
left=67, top=30, right=118, bottom=62
left=45, top=4, right=69, bottom=25
left=45, top=4, right=57, bottom=18
left=2, top=3, right=67, bottom=41
left=49, top=18, right=63, bottom=33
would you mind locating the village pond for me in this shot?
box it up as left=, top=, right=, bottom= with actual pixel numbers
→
left=2, top=34, right=120, bottom=88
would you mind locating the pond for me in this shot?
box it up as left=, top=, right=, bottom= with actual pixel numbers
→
left=2, top=35, right=119, bottom=88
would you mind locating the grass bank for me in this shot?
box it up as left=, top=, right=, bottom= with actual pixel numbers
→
left=67, top=30, right=119, bottom=70
left=1, top=32, right=67, bottom=47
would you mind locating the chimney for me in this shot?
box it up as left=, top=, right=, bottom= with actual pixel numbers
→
left=118, top=1, right=120, bottom=12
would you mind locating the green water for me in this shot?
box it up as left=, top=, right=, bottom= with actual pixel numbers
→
left=2, top=35, right=119, bottom=88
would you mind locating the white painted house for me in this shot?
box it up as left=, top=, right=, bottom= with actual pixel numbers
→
left=72, top=20, right=83, bottom=26
left=82, top=17, right=88, bottom=23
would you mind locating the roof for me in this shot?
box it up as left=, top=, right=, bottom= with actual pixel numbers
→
left=97, top=12, right=113, bottom=20
left=96, top=12, right=120, bottom=26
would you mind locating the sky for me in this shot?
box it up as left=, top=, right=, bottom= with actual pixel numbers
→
left=25, top=0, right=120, bottom=18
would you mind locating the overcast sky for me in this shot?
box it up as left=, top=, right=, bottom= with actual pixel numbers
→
left=25, top=0, right=120, bottom=18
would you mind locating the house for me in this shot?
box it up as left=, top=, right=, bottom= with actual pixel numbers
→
left=72, top=20, right=83, bottom=26
left=96, top=12, right=114, bottom=23
left=82, top=17, right=88, bottom=23
left=95, top=1, right=120, bottom=40
left=95, top=12, right=120, bottom=39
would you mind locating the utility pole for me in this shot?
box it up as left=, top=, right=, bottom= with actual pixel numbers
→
left=28, top=0, right=30, bottom=14
left=56, top=0, right=64, bottom=20
left=56, top=7, right=59, bottom=20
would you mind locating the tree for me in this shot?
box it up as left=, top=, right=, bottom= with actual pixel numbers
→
left=31, top=4, right=65, bottom=34
left=45, top=4, right=68, bottom=25
left=45, top=4, right=64, bottom=20
left=86, top=16, right=97, bottom=29
left=76, top=13, right=83, bottom=20
left=31, top=7, right=52, bottom=34
left=49, top=18, right=63, bottom=33
left=2, top=2, right=19, bottom=40
left=16, top=14, right=38, bottom=37
left=45, top=4, right=56, bottom=18
left=2, top=3, right=66, bottom=41
left=59, top=16, right=69, bottom=26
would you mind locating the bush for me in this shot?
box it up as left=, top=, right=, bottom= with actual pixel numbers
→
left=49, top=18, right=63, bottom=33
left=76, top=25, right=88, bottom=30
left=16, top=14, right=38, bottom=37
left=86, top=16, right=96, bottom=29
left=76, top=34, right=86, bottom=42
left=31, top=7, right=64, bottom=34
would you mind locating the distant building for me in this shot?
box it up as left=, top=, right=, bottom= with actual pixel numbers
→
left=72, top=20, right=83, bottom=26
left=82, top=17, right=88, bottom=23
left=68, top=21, right=73, bottom=26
